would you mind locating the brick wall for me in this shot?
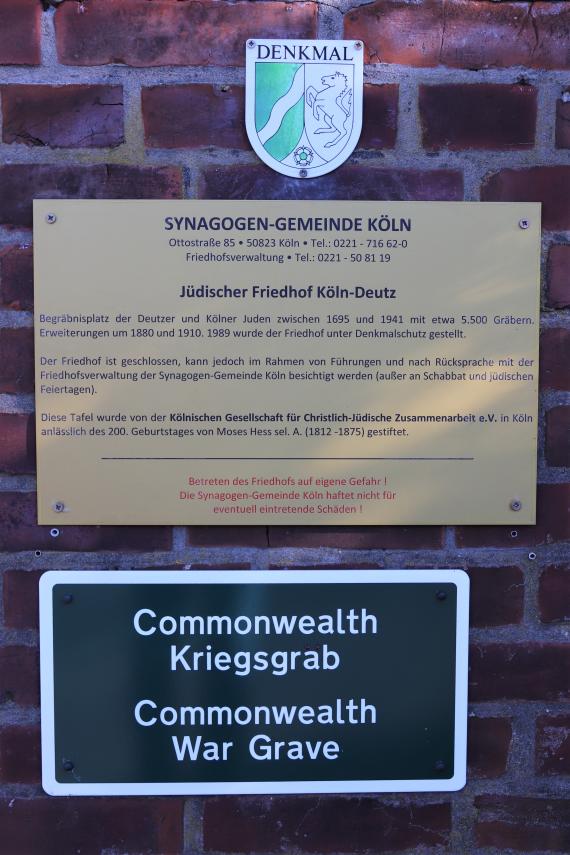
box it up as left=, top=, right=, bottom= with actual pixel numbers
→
left=0, top=1, right=568, bottom=853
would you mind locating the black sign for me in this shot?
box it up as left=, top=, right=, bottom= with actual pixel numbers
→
left=40, top=570, right=469, bottom=794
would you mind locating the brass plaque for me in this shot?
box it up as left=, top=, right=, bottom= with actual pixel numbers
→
left=34, top=200, right=540, bottom=525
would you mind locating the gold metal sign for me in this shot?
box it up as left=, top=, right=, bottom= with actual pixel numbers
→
left=34, top=200, right=540, bottom=525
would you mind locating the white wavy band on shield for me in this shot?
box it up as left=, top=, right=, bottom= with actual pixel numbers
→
left=258, top=65, right=305, bottom=145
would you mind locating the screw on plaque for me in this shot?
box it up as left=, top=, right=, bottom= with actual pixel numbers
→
left=518, top=219, right=529, bottom=230
left=45, top=213, right=57, bottom=225
left=62, top=760, right=74, bottom=772
left=299, top=169, right=308, bottom=178
left=62, top=593, right=73, bottom=605
left=354, top=42, right=363, bottom=50
left=435, top=760, right=445, bottom=772
left=510, top=499, right=522, bottom=512
left=52, top=501, right=65, bottom=513
left=436, top=590, right=447, bottom=601
left=247, top=40, right=255, bottom=49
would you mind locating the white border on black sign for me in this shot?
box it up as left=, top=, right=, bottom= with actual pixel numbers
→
left=40, top=569, right=469, bottom=795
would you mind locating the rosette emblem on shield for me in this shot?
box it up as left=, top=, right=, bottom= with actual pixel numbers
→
left=246, top=39, right=363, bottom=178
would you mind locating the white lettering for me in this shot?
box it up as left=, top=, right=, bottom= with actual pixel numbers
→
left=133, top=608, right=156, bottom=636
left=134, top=699, right=157, bottom=726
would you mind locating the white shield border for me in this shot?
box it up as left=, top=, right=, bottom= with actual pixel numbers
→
left=245, top=39, right=363, bottom=179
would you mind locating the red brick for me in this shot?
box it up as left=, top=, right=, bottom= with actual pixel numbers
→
left=2, top=85, right=124, bottom=149
left=469, top=644, right=570, bottom=701
left=0, top=246, right=33, bottom=310
left=346, top=0, right=441, bottom=67
left=0, top=493, right=171, bottom=552
left=0, top=0, right=40, bottom=66
left=143, top=84, right=247, bottom=149
left=547, top=244, right=570, bottom=308
left=3, top=570, right=42, bottom=630
left=0, top=164, right=182, bottom=229
left=56, top=0, right=317, bottom=67
left=420, top=84, right=536, bottom=150
left=199, top=165, right=463, bottom=201
left=345, top=1, right=570, bottom=70
left=481, top=167, right=570, bottom=231
left=539, top=565, right=570, bottom=623
left=467, top=566, right=523, bottom=627
left=204, top=797, right=450, bottom=853
left=268, top=526, right=443, bottom=549
left=541, top=328, right=570, bottom=390
left=0, top=329, right=34, bottom=393
left=468, top=717, right=512, bottom=778
left=187, top=527, right=269, bottom=548
left=0, top=798, right=183, bottom=855
left=0, top=414, right=35, bottom=474
left=0, top=726, right=40, bottom=784
left=0, top=646, right=38, bottom=707
left=456, top=483, right=570, bottom=547
left=546, top=408, right=570, bottom=467
left=556, top=94, right=570, bottom=148
left=359, top=84, right=398, bottom=149
left=475, top=795, right=570, bottom=852
left=536, top=715, right=570, bottom=775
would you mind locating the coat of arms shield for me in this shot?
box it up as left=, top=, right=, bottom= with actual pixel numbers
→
left=246, top=39, right=363, bottom=178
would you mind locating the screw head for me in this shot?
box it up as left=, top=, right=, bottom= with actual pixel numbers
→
left=62, top=760, right=74, bottom=772
left=436, top=590, right=447, bottom=601
left=50, top=527, right=60, bottom=538
left=62, top=593, right=73, bottom=605
left=519, top=219, right=529, bottom=230
left=299, top=169, right=308, bottom=178
left=52, top=501, right=65, bottom=513
left=45, top=213, right=57, bottom=225
left=510, top=499, right=522, bottom=512
left=247, top=40, right=255, bottom=49
left=434, top=760, right=445, bottom=772
left=354, top=41, right=362, bottom=50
